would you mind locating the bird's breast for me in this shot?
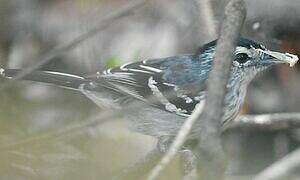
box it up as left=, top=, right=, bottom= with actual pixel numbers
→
left=223, top=80, right=247, bottom=123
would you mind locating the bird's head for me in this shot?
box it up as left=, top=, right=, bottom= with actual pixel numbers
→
left=197, top=38, right=298, bottom=123
left=232, top=38, right=298, bottom=73
left=199, top=37, right=299, bottom=83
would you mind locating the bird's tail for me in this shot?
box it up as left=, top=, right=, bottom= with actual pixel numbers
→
left=0, top=68, right=89, bottom=90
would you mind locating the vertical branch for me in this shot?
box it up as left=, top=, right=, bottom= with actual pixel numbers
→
left=146, top=0, right=246, bottom=179
left=146, top=102, right=205, bottom=180
left=194, top=0, right=217, bottom=40
left=195, top=0, right=246, bottom=179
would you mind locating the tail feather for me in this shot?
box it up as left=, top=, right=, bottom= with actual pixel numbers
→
left=0, top=68, right=89, bottom=90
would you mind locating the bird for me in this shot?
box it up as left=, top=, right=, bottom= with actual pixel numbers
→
left=0, top=38, right=298, bottom=142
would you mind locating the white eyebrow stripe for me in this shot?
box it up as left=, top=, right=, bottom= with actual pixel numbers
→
left=139, top=65, right=162, bottom=73
left=235, top=46, right=250, bottom=55
left=44, top=71, right=85, bottom=79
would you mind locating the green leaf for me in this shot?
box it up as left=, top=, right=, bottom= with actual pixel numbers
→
left=105, top=56, right=122, bottom=69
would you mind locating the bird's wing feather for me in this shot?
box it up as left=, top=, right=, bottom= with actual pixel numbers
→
left=90, top=55, right=211, bottom=116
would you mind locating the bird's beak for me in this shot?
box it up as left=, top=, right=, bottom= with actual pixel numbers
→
left=258, top=49, right=299, bottom=67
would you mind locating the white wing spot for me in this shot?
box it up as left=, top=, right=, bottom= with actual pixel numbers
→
left=163, top=82, right=176, bottom=87
left=44, top=71, right=85, bottom=79
left=0, top=68, right=4, bottom=77
left=120, top=62, right=131, bottom=71
left=148, top=76, right=187, bottom=115
left=128, top=68, right=153, bottom=74
left=142, top=59, right=148, bottom=64
left=194, top=92, right=206, bottom=101
left=111, top=72, right=134, bottom=76
left=103, top=68, right=112, bottom=75
left=96, top=71, right=101, bottom=78
left=181, top=95, right=193, bottom=103
left=139, top=65, right=162, bottom=73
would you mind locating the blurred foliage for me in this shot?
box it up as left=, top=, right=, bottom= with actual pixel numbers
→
left=75, top=0, right=103, bottom=10
left=105, top=56, right=122, bottom=69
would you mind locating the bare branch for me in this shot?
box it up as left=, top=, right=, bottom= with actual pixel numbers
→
left=113, top=149, right=162, bottom=180
left=193, top=0, right=217, bottom=39
left=146, top=102, right=205, bottom=180
left=146, top=0, right=246, bottom=179
left=224, top=113, right=300, bottom=132
left=0, top=0, right=147, bottom=91
left=254, top=148, right=300, bottom=180
left=0, top=111, right=107, bottom=150
left=0, top=100, right=148, bottom=150
left=194, top=0, right=246, bottom=179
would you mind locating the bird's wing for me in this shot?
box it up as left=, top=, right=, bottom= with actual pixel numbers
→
left=90, top=55, right=211, bottom=116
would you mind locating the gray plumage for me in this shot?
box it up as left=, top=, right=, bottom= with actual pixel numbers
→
left=1, top=38, right=298, bottom=139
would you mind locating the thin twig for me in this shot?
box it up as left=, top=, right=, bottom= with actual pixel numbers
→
left=0, top=0, right=147, bottom=91
left=225, top=113, right=300, bottom=132
left=0, top=111, right=107, bottom=150
left=194, top=0, right=246, bottom=179
left=254, top=148, right=300, bottom=180
left=112, top=149, right=162, bottom=180
left=0, top=100, right=147, bottom=150
left=194, top=0, right=217, bottom=39
left=146, top=102, right=205, bottom=180
left=0, top=88, right=191, bottom=151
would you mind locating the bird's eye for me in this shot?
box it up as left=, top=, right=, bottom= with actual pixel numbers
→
left=235, top=53, right=250, bottom=64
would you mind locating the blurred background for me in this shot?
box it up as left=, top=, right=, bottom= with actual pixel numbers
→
left=0, top=0, right=299, bottom=179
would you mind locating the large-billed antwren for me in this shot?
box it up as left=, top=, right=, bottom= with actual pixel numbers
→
left=1, top=38, right=298, bottom=140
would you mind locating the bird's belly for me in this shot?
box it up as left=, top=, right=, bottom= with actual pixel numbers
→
left=123, top=103, right=186, bottom=138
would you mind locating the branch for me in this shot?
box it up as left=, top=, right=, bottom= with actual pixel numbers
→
left=0, top=100, right=149, bottom=151
left=193, top=0, right=217, bottom=39
left=195, top=0, right=246, bottom=179
left=113, top=149, right=162, bottom=180
left=0, top=0, right=147, bottom=91
left=254, top=148, right=300, bottom=180
left=146, top=102, right=205, bottom=180
left=224, top=113, right=300, bottom=132
left=146, top=1, right=246, bottom=179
